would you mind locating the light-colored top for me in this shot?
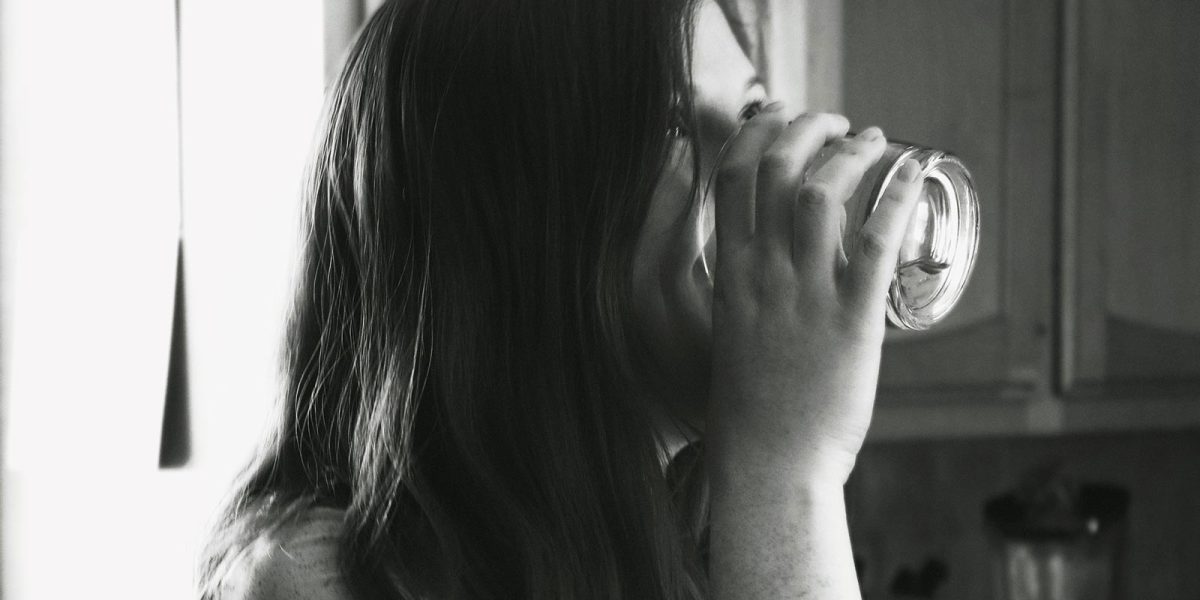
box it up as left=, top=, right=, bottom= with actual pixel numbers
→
left=219, top=507, right=354, bottom=600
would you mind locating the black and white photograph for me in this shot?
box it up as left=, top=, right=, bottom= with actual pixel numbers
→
left=1, top=0, right=1197, bottom=598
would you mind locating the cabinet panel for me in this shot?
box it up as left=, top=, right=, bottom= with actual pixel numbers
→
left=843, top=0, right=1057, bottom=399
left=846, top=0, right=1004, bottom=330
left=1067, top=0, right=1200, bottom=392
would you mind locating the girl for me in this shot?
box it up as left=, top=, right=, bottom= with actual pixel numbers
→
left=200, top=0, right=921, bottom=598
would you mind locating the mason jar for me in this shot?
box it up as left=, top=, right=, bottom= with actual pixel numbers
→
left=698, top=138, right=981, bottom=331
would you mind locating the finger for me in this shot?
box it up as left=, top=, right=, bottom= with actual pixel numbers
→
left=754, top=112, right=850, bottom=260
left=791, top=128, right=889, bottom=274
left=843, top=157, right=924, bottom=307
left=712, top=102, right=788, bottom=257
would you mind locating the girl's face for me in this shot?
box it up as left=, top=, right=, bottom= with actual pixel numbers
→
left=632, top=0, right=768, bottom=432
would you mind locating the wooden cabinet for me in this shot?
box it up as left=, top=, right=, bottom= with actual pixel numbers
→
left=782, top=0, right=1200, bottom=436
left=840, top=0, right=1059, bottom=406
left=1064, top=0, right=1200, bottom=397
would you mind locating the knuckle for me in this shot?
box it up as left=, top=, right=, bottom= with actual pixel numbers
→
left=852, top=134, right=885, bottom=152
left=824, top=114, right=853, bottom=138
left=881, top=179, right=918, bottom=206
left=796, top=184, right=835, bottom=211
left=745, top=111, right=790, bottom=134
left=843, top=137, right=885, bottom=161
left=791, top=111, right=849, bottom=135
left=836, top=140, right=866, bottom=157
left=716, top=159, right=754, bottom=185
left=880, top=187, right=908, bottom=206
left=758, top=150, right=800, bottom=176
left=790, top=112, right=821, bottom=128
left=821, top=154, right=863, bottom=178
left=812, top=112, right=845, bottom=128
left=857, top=229, right=889, bottom=260
left=823, top=112, right=851, bottom=127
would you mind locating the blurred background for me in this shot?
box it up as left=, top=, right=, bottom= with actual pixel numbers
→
left=1, top=0, right=382, bottom=596
left=1, top=0, right=1196, bottom=598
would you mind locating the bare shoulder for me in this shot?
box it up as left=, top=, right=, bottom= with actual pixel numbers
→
left=219, top=507, right=355, bottom=600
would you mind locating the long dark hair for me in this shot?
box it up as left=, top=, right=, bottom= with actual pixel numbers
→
left=199, top=0, right=704, bottom=597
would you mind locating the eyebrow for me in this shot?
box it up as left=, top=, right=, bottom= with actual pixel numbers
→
left=744, top=74, right=765, bottom=93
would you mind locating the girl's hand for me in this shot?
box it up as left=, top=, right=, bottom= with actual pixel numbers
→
left=706, top=105, right=923, bottom=486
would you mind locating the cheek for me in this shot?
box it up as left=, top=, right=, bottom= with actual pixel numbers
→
left=632, top=162, right=688, bottom=314
left=635, top=141, right=697, bottom=255
left=693, top=112, right=737, bottom=182
left=629, top=141, right=714, bottom=360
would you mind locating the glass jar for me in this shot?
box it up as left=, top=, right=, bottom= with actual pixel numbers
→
left=698, top=138, right=981, bottom=331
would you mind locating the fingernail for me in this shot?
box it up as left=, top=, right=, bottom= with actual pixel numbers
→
left=858, top=126, right=883, bottom=140
left=897, top=158, right=921, bottom=182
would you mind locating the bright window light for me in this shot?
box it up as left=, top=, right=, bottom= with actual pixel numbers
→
left=2, top=0, right=328, bottom=597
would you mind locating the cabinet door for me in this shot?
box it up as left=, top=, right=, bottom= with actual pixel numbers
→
left=842, top=0, right=1057, bottom=402
left=1063, top=0, right=1200, bottom=397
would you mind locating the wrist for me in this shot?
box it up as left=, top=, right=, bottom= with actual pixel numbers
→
left=705, top=430, right=857, bottom=493
left=704, top=376, right=874, bottom=488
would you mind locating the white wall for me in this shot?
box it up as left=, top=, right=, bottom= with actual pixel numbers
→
left=1, top=0, right=180, bottom=479
left=1, top=0, right=338, bottom=597
left=178, top=0, right=325, bottom=485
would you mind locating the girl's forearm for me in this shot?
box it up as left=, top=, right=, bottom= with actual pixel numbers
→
left=707, top=456, right=860, bottom=600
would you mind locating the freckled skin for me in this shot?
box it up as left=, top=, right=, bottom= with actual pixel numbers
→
left=638, top=2, right=925, bottom=597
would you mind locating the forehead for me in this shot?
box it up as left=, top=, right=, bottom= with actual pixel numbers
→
left=691, top=0, right=761, bottom=118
